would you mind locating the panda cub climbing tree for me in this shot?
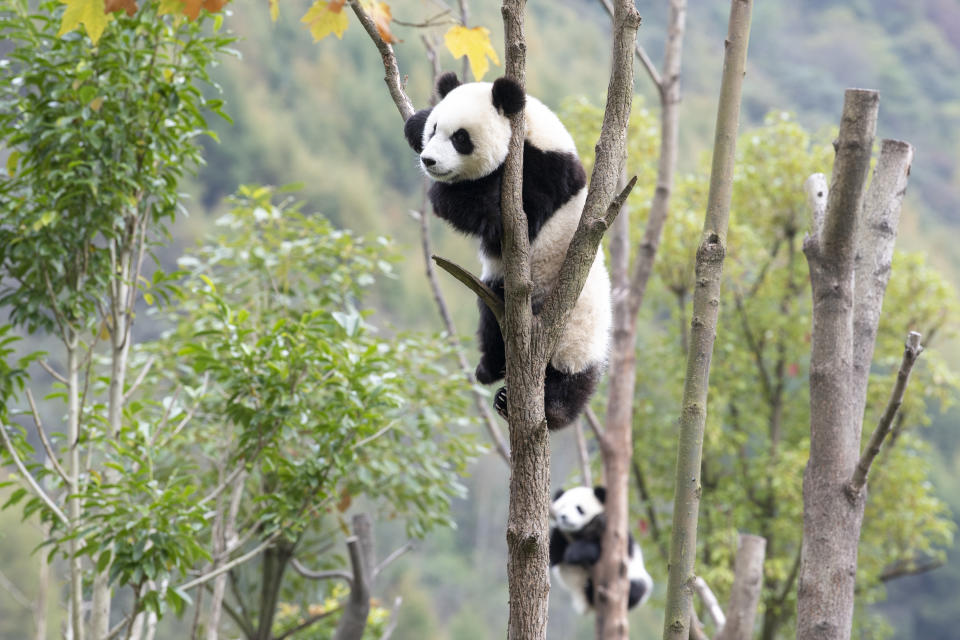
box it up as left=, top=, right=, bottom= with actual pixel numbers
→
left=404, top=72, right=611, bottom=431
left=550, top=486, right=653, bottom=614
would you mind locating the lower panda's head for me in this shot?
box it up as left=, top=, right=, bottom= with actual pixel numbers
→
left=404, top=72, right=525, bottom=183
left=550, top=486, right=606, bottom=534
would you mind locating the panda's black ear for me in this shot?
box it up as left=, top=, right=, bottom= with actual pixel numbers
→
left=492, top=76, right=525, bottom=116
left=404, top=108, right=432, bottom=153
left=552, top=488, right=565, bottom=501
left=436, top=72, right=461, bottom=99
left=593, top=486, right=606, bottom=504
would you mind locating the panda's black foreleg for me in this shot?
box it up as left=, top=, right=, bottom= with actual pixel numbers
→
left=563, top=539, right=602, bottom=566
left=475, top=279, right=506, bottom=385
left=544, top=364, right=601, bottom=431
left=549, top=527, right=568, bottom=567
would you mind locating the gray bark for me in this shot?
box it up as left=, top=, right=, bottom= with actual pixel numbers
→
left=796, top=89, right=879, bottom=640
left=332, top=514, right=375, bottom=640
left=716, top=534, right=766, bottom=640
left=661, top=2, right=752, bottom=638
left=594, top=0, right=687, bottom=634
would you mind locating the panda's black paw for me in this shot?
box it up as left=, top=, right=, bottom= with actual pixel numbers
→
left=494, top=386, right=508, bottom=420
left=475, top=362, right=505, bottom=385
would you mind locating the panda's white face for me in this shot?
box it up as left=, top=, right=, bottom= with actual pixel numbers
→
left=419, top=83, right=511, bottom=183
left=550, top=487, right=604, bottom=534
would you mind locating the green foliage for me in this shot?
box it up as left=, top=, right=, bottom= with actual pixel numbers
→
left=155, top=186, right=479, bottom=538
left=0, top=0, right=232, bottom=334
left=117, top=186, right=480, bottom=630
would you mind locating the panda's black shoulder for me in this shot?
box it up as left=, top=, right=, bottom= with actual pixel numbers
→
left=520, top=140, right=586, bottom=240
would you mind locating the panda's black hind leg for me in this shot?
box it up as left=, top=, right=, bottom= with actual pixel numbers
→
left=545, top=364, right=601, bottom=431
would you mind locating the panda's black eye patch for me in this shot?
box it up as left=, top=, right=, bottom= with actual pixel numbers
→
left=430, top=123, right=437, bottom=139
left=450, top=128, right=474, bottom=155
left=576, top=506, right=585, bottom=515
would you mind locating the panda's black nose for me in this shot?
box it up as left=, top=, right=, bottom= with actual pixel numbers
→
left=421, top=156, right=437, bottom=168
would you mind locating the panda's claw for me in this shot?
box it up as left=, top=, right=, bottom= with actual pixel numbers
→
left=494, top=386, right=508, bottom=420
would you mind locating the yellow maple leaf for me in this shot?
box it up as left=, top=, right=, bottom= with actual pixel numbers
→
left=444, top=25, right=500, bottom=81
left=268, top=0, right=278, bottom=21
left=366, top=1, right=398, bottom=44
left=58, top=0, right=110, bottom=45
left=301, top=0, right=349, bottom=42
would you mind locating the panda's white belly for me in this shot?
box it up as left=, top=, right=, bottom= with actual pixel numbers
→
left=480, top=186, right=611, bottom=374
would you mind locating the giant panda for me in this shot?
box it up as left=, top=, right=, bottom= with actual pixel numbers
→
left=404, top=72, right=611, bottom=431
left=549, top=486, right=653, bottom=614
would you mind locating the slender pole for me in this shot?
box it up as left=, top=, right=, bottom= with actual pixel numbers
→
left=661, top=2, right=752, bottom=638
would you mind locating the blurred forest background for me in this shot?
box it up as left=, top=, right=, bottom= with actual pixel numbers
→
left=2, top=0, right=960, bottom=638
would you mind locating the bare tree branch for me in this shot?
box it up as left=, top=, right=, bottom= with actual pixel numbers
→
left=852, top=139, right=914, bottom=392
left=379, top=596, right=403, bottom=640
left=178, top=531, right=282, bottom=593
left=25, top=389, right=70, bottom=486
left=573, top=419, right=593, bottom=487
left=595, top=0, right=663, bottom=91
left=879, top=555, right=945, bottom=582
left=692, top=576, right=725, bottom=630
left=121, top=355, right=155, bottom=403
left=38, top=359, right=67, bottom=384
left=661, top=2, right=752, bottom=638
left=275, top=606, right=343, bottom=640
left=715, top=534, right=766, bottom=640
left=432, top=256, right=505, bottom=326
left=0, top=568, right=32, bottom=609
left=346, top=0, right=414, bottom=121
left=290, top=559, right=353, bottom=585
left=0, top=423, right=69, bottom=525
left=803, top=173, right=828, bottom=243
left=373, top=541, right=414, bottom=579
left=847, top=332, right=923, bottom=497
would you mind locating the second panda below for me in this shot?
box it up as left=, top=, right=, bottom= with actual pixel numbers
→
left=404, top=72, right=612, bottom=431
left=550, top=486, right=654, bottom=614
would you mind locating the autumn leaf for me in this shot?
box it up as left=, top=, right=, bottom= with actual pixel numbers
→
left=301, top=0, right=349, bottom=42
left=364, top=1, right=398, bottom=44
left=180, top=0, right=202, bottom=20
left=444, top=25, right=500, bottom=81
left=268, top=0, right=278, bottom=21
left=202, top=0, right=228, bottom=15
left=337, top=488, right=352, bottom=512
left=58, top=0, right=110, bottom=44
left=103, top=0, right=137, bottom=16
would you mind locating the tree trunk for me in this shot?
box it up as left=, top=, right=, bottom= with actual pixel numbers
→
left=795, top=89, right=877, bottom=640
left=255, top=541, right=294, bottom=640
left=593, top=0, right=687, bottom=635
left=67, top=337, right=85, bottom=640
left=796, top=91, right=916, bottom=640
left=715, top=534, right=766, bottom=640
left=333, top=514, right=375, bottom=640
left=661, top=2, right=752, bottom=638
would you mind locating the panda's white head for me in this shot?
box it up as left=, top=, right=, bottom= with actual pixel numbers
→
left=550, top=486, right=606, bottom=534
left=404, top=72, right=525, bottom=183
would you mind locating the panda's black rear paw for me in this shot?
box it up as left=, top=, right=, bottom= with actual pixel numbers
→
left=475, top=362, right=498, bottom=385
left=494, top=386, right=508, bottom=420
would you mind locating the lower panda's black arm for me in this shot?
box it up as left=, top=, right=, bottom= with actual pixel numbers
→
left=549, top=527, right=568, bottom=567
left=563, top=539, right=602, bottom=567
